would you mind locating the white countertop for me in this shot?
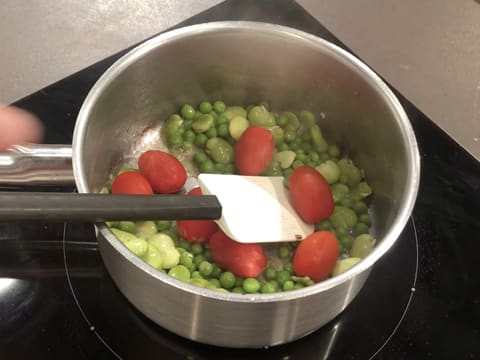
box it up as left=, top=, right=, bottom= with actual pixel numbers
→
left=1, top=0, right=479, bottom=161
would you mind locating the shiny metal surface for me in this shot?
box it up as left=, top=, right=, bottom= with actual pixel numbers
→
left=0, top=144, right=73, bottom=186
left=72, top=22, right=420, bottom=347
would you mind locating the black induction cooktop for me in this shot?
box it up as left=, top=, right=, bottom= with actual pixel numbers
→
left=2, top=0, right=479, bottom=359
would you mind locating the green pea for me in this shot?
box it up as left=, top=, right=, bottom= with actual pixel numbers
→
left=282, top=112, right=299, bottom=130
left=168, top=133, right=183, bottom=147
left=291, top=276, right=314, bottom=286
left=105, top=221, right=119, bottom=228
left=338, top=159, right=362, bottom=187
left=205, top=137, right=234, bottom=164
left=353, top=222, right=370, bottom=236
left=282, top=280, right=295, bottom=291
left=181, top=104, right=196, bottom=120
left=232, top=287, right=244, bottom=294
left=339, top=234, right=354, bottom=250
left=223, top=163, right=235, bottom=174
left=270, top=127, right=285, bottom=145
left=289, top=142, right=299, bottom=151
left=299, top=111, right=316, bottom=128
left=276, top=270, right=291, bottom=286
left=262, top=160, right=282, bottom=176
left=184, top=120, right=193, bottom=131
left=315, top=219, right=332, bottom=231
left=330, top=206, right=358, bottom=229
left=200, top=160, right=215, bottom=173
left=352, top=201, right=368, bottom=215
left=277, top=143, right=289, bottom=152
left=309, top=151, right=320, bottom=163
left=264, top=266, right=277, bottom=281
left=155, top=220, right=171, bottom=231
left=213, top=100, right=226, bottom=113
left=331, top=183, right=350, bottom=203
left=193, top=254, right=206, bottom=267
left=332, top=257, right=362, bottom=276
left=192, top=114, right=214, bottom=133
left=219, top=272, right=236, bottom=289
left=310, top=125, right=328, bottom=152
left=168, top=265, right=191, bottom=282
left=328, top=144, right=341, bottom=158
left=182, top=141, right=193, bottom=151
left=203, top=249, right=212, bottom=261
left=243, top=278, right=261, bottom=293
left=350, top=234, right=375, bottom=258
left=358, top=213, right=372, bottom=226
left=176, top=239, right=191, bottom=251
left=214, top=163, right=226, bottom=173
left=261, top=282, right=277, bottom=294
left=193, top=151, right=208, bottom=165
left=199, top=101, right=212, bottom=114
left=292, top=160, right=304, bottom=169
left=183, top=129, right=196, bottom=142
left=210, top=264, right=222, bottom=278
left=224, top=106, right=247, bottom=120
left=164, top=114, right=184, bottom=137
left=284, top=129, right=296, bottom=143
left=191, top=271, right=203, bottom=279
left=217, top=123, right=229, bottom=138
left=301, top=142, right=313, bottom=154
left=278, top=246, right=290, bottom=259
left=284, top=262, right=294, bottom=274
left=194, top=133, right=208, bottom=148
left=315, top=160, right=340, bottom=184
left=319, top=152, right=330, bottom=162
left=111, top=228, right=148, bottom=257
left=118, top=221, right=136, bottom=234
left=199, top=261, right=213, bottom=277
left=117, top=167, right=138, bottom=175
left=215, top=113, right=229, bottom=126
left=301, top=130, right=312, bottom=142
left=248, top=105, right=276, bottom=127
left=339, top=197, right=355, bottom=208
left=206, top=127, right=218, bottom=138
left=179, top=252, right=194, bottom=269
left=143, top=244, right=163, bottom=269
left=267, top=280, right=279, bottom=291
left=191, top=243, right=203, bottom=255
left=293, top=283, right=305, bottom=290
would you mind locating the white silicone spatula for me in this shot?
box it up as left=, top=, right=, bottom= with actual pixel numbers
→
left=197, top=174, right=314, bottom=243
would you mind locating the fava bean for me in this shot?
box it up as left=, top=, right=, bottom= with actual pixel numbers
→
left=330, top=206, right=358, bottom=229
left=299, top=111, right=316, bottom=128
left=224, top=106, right=247, bottom=120
left=310, top=125, right=328, bottom=152
left=229, top=116, right=249, bottom=140
left=118, top=221, right=136, bottom=234
left=315, top=160, right=340, bottom=184
left=192, top=114, right=214, bottom=133
left=136, top=221, right=158, bottom=239
left=275, top=150, right=296, bottom=169
left=111, top=228, right=148, bottom=257
left=164, top=114, right=184, bottom=137
left=338, top=159, right=362, bottom=187
left=205, top=137, right=234, bottom=164
left=248, top=105, right=276, bottom=127
left=350, top=234, right=375, bottom=258
left=143, top=243, right=163, bottom=269
left=332, top=257, right=362, bottom=276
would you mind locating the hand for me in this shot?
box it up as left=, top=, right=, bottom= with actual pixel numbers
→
left=0, top=105, right=44, bottom=151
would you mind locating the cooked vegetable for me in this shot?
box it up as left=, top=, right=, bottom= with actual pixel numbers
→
left=111, top=171, right=153, bottom=195
left=235, top=125, right=275, bottom=176
left=138, top=150, right=186, bottom=193
left=292, top=231, right=339, bottom=282
left=289, top=165, right=334, bottom=223
left=209, top=230, right=267, bottom=278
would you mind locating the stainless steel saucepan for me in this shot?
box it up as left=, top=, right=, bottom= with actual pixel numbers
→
left=1, top=22, right=420, bottom=348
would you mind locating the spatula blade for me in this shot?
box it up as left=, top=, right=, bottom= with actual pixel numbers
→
left=198, top=174, right=314, bottom=243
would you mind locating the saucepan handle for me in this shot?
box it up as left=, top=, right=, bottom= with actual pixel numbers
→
left=0, top=144, right=74, bottom=186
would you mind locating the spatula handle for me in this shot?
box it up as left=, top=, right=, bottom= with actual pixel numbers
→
left=0, top=192, right=221, bottom=222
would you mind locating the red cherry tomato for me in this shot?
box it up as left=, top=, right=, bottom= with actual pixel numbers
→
left=209, top=230, right=267, bottom=278
left=111, top=171, right=153, bottom=195
left=177, top=187, right=218, bottom=243
left=235, top=126, right=274, bottom=176
left=289, top=165, right=334, bottom=223
left=293, top=231, right=339, bottom=282
left=138, top=150, right=187, bottom=194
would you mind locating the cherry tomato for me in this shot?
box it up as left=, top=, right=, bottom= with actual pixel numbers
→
left=293, top=231, right=339, bottom=282
left=111, top=171, right=153, bottom=195
left=289, top=165, right=334, bottom=223
left=177, top=187, right=218, bottom=243
left=138, top=150, right=187, bottom=194
left=209, top=230, right=267, bottom=278
left=235, top=126, right=274, bottom=176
